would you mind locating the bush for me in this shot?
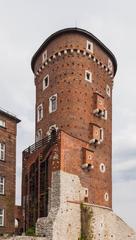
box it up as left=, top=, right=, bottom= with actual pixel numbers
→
left=26, top=226, right=35, bottom=236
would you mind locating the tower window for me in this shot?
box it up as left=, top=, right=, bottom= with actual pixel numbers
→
left=37, top=104, right=43, bottom=122
left=0, top=120, right=5, bottom=128
left=0, top=143, right=5, bottom=161
left=0, top=177, right=5, bottom=195
left=49, top=94, right=57, bottom=113
left=106, top=84, right=111, bottom=97
left=84, top=188, right=88, bottom=197
left=86, top=40, right=93, bottom=53
left=85, top=70, right=92, bottom=83
left=100, top=128, right=104, bottom=142
left=100, top=163, right=106, bottom=173
left=0, top=209, right=4, bottom=226
left=43, top=75, right=49, bottom=90
left=42, top=50, right=47, bottom=63
left=108, top=58, right=113, bottom=72
left=104, top=192, right=109, bottom=202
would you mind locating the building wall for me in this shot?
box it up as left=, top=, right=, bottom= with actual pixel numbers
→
left=36, top=170, right=86, bottom=240
left=34, top=32, right=113, bottom=143
left=22, top=28, right=116, bottom=234
left=33, top=30, right=114, bottom=208
left=81, top=204, right=136, bottom=240
left=22, top=143, right=59, bottom=231
left=23, top=130, right=112, bottom=234
left=0, top=112, right=19, bottom=234
left=33, top=32, right=113, bottom=74
left=14, top=205, right=23, bottom=235
left=36, top=177, right=136, bottom=240
left=60, top=131, right=112, bottom=208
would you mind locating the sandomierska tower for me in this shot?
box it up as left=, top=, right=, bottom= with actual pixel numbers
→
left=22, top=28, right=136, bottom=240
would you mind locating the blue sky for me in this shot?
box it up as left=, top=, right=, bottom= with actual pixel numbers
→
left=0, top=0, right=136, bottom=231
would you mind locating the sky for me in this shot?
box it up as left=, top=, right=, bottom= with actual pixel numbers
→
left=0, top=0, right=136, bottom=231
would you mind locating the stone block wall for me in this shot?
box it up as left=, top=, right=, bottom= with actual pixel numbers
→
left=36, top=170, right=86, bottom=240
left=81, top=204, right=136, bottom=240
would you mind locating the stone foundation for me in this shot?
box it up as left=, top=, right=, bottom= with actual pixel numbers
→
left=36, top=170, right=86, bottom=240
left=81, top=204, right=136, bottom=240
left=3, top=238, right=46, bottom=240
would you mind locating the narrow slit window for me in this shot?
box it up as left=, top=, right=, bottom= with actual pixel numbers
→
left=106, top=84, right=111, bottom=97
left=100, top=163, right=106, bottom=173
left=104, top=192, right=109, bottom=202
left=43, top=75, right=49, bottom=90
left=100, top=128, right=104, bottom=142
left=42, top=50, right=47, bottom=63
left=85, top=70, right=92, bottom=83
left=108, top=58, right=113, bottom=72
left=86, top=40, right=93, bottom=53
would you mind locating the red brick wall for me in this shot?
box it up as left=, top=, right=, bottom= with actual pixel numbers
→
left=22, top=30, right=115, bottom=217
left=14, top=205, right=23, bottom=234
left=0, top=113, right=17, bottom=234
left=34, top=33, right=110, bottom=73
left=35, top=52, right=112, bottom=142
left=60, top=131, right=112, bottom=208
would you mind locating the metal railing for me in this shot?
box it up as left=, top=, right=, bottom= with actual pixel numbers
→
left=23, top=132, right=58, bottom=156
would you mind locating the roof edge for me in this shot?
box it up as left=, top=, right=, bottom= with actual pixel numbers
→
left=31, top=27, right=117, bottom=76
left=0, top=108, right=21, bottom=123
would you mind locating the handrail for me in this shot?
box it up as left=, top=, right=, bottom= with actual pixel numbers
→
left=23, top=132, right=58, bottom=157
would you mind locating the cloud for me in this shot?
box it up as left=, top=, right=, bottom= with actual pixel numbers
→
left=0, top=0, right=136, bottom=231
left=113, top=159, right=136, bottom=172
left=113, top=180, right=136, bottom=231
left=112, top=119, right=136, bottom=183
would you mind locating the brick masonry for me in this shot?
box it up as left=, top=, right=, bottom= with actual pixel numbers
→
left=21, top=28, right=136, bottom=239
left=34, top=32, right=113, bottom=145
left=60, top=131, right=112, bottom=207
left=33, top=29, right=114, bottom=208
left=0, top=110, right=20, bottom=234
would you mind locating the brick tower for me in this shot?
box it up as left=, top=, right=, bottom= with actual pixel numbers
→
left=22, top=28, right=117, bottom=239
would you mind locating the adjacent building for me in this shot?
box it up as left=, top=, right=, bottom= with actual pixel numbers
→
left=0, top=108, right=20, bottom=235
left=22, top=28, right=117, bottom=239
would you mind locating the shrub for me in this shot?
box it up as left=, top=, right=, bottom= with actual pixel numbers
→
left=26, top=226, right=35, bottom=236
